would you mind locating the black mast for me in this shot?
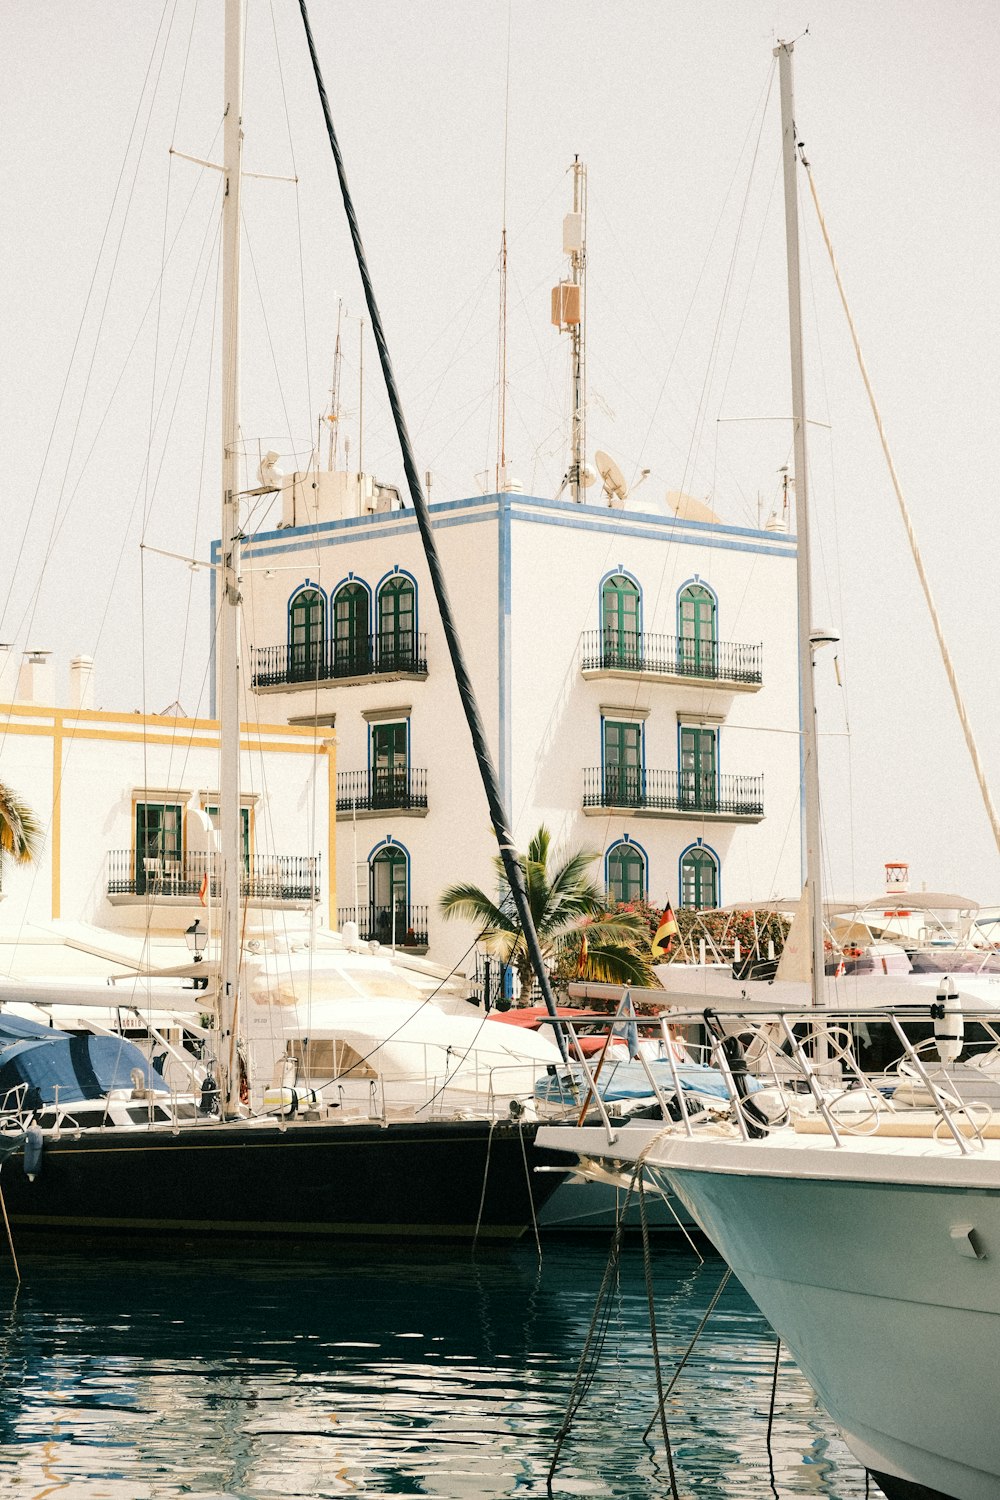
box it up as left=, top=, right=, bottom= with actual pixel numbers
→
left=297, top=0, right=568, bottom=1060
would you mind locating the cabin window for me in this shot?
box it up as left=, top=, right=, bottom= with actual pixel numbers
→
left=680, top=846, right=719, bottom=910
left=601, top=573, right=640, bottom=666
left=289, top=1038, right=377, bottom=1081
left=333, top=581, right=370, bottom=675
left=603, top=719, right=643, bottom=805
left=377, top=576, right=415, bottom=668
left=677, top=584, right=717, bottom=676
left=607, top=841, right=646, bottom=904
left=288, top=587, right=326, bottom=679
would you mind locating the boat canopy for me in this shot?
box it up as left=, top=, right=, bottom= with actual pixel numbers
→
left=0, top=1011, right=167, bottom=1108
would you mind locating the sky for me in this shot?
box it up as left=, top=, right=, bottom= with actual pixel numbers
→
left=2, top=0, right=999, bottom=903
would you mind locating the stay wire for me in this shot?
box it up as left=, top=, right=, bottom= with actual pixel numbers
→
left=296, top=0, right=568, bottom=1061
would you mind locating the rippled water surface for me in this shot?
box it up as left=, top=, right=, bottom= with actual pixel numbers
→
left=0, top=1239, right=868, bottom=1498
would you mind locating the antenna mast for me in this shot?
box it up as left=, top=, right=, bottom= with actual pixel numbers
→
left=551, top=156, right=587, bottom=502
left=327, top=299, right=343, bottom=471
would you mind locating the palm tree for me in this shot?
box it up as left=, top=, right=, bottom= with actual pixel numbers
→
left=0, top=781, right=42, bottom=872
left=440, top=825, right=654, bottom=999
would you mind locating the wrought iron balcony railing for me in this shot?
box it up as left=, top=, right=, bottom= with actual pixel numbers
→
left=251, top=633, right=428, bottom=689
left=107, top=850, right=321, bottom=902
left=336, top=768, right=428, bottom=813
left=583, top=767, right=764, bottom=818
left=336, top=904, right=429, bottom=947
left=581, top=629, right=762, bottom=685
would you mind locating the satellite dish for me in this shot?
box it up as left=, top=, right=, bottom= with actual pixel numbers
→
left=595, top=450, right=628, bottom=507
left=666, top=489, right=721, bottom=525
left=579, top=462, right=598, bottom=488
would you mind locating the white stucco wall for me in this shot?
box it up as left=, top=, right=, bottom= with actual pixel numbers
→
left=236, top=487, right=800, bottom=970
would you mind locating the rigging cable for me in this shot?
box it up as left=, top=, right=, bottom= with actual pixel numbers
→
left=804, top=152, right=1000, bottom=861
left=296, top=0, right=568, bottom=1060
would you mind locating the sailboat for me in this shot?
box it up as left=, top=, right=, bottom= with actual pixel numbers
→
left=538, top=39, right=1000, bottom=1500
left=0, top=0, right=575, bottom=1246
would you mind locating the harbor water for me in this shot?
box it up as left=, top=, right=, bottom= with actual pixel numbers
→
left=0, top=1240, right=867, bottom=1498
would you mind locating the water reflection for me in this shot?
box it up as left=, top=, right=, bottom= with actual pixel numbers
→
left=0, top=1242, right=866, bottom=1498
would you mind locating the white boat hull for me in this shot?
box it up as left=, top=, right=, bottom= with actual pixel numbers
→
left=643, top=1140, right=1000, bottom=1500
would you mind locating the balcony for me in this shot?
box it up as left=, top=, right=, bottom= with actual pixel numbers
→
left=336, top=768, right=428, bottom=819
left=251, top=634, right=428, bottom=691
left=582, top=768, right=764, bottom=822
left=580, top=630, right=762, bottom=690
left=337, top=904, right=429, bottom=951
left=107, top=850, right=321, bottom=907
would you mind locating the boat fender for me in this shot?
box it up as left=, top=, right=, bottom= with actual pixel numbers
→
left=199, top=1072, right=221, bottom=1116
left=931, top=979, right=963, bottom=1064
left=720, top=1035, right=768, bottom=1139
left=23, top=1126, right=44, bottom=1182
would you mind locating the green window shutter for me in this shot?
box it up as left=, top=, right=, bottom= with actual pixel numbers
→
left=378, top=579, right=415, bottom=665
left=334, top=582, right=369, bottom=673
left=371, top=723, right=409, bottom=805
left=678, top=585, right=717, bottom=676
left=679, top=726, right=717, bottom=810
left=289, top=588, right=325, bottom=676
left=601, top=575, right=640, bottom=665
left=681, top=848, right=718, bottom=910
left=608, top=844, right=645, bottom=904
left=603, top=720, right=643, bottom=805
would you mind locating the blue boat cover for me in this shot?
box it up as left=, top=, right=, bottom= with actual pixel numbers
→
left=534, top=1058, right=756, bottom=1107
left=0, top=1012, right=168, bottom=1109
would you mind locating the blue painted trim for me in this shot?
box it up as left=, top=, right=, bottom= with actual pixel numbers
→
left=498, top=493, right=512, bottom=810
left=605, top=835, right=649, bottom=899
left=509, top=510, right=795, bottom=558
left=235, top=489, right=795, bottom=556
left=678, top=840, right=721, bottom=909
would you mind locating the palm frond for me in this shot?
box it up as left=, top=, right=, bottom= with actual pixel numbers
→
left=439, top=883, right=517, bottom=934
left=0, top=782, right=42, bottom=865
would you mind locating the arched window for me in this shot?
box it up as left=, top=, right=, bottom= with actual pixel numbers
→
left=369, top=843, right=409, bottom=944
left=288, top=587, right=325, bottom=680
left=677, top=583, right=717, bottom=677
left=607, top=841, right=646, bottom=905
left=601, top=573, right=640, bottom=667
left=377, top=576, right=415, bottom=670
left=680, top=846, right=719, bottom=910
left=333, top=581, right=370, bottom=676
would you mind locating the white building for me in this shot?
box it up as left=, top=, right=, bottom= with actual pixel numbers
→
left=233, top=469, right=801, bottom=969
left=0, top=649, right=333, bottom=952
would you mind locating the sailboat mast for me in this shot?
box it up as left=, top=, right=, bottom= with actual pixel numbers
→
left=776, top=39, right=825, bottom=1006
left=217, top=0, right=245, bottom=1114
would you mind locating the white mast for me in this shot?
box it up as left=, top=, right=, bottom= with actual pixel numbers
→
left=776, top=39, right=825, bottom=1008
left=217, top=0, right=245, bottom=1115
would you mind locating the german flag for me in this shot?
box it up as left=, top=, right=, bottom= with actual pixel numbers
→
left=651, top=901, right=679, bottom=959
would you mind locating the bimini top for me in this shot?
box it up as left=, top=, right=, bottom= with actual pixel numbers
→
left=0, top=1012, right=168, bottom=1108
